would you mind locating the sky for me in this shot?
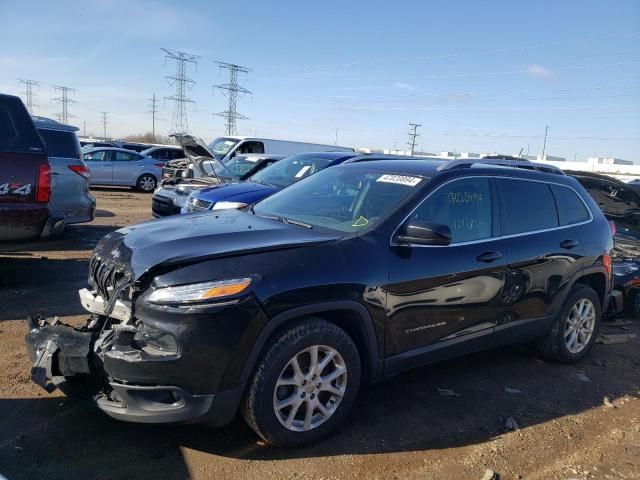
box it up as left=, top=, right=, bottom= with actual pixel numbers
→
left=1, top=0, right=639, bottom=161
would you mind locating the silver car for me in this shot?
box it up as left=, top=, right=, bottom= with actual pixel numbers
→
left=83, top=147, right=163, bottom=192
left=33, top=116, right=95, bottom=225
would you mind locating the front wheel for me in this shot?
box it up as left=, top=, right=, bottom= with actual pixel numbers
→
left=136, top=174, right=157, bottom=193
left=241, top=319, right=361, bottom=447
left=538, top=285, right=601, bottom=363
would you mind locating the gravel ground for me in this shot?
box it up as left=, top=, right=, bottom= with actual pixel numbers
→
left=0, top=188, right=639, bottom=480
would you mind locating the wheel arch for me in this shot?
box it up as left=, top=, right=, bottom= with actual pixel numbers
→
left=239, top=301, right=384, bottom=386
left=572, top=268, right=608, bottom=309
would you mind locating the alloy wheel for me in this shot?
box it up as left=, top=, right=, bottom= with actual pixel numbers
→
left=139, top=176, right=155, bottom=191
left=273, top=345, right=347, bottom=432
left=564, top=298, right=596, bottom=354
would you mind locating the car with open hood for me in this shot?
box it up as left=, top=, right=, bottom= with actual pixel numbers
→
left=150, top=134, right=256, bottom=216
left=26, top=158, right=613, bottom=447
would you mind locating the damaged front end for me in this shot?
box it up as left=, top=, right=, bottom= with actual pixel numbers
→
left=24, top=231, right=217, bottom=423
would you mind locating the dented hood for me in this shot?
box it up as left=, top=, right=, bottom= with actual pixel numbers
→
left=94, top=210, right=339, bottom=281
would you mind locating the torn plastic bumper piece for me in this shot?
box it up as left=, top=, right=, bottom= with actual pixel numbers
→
left=26, top=315, right=93, bottom=393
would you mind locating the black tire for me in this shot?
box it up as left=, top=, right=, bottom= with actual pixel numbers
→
left=538, top=285, right=601, bottom=363
left=136, top=174, right=157, bottom=193
left=241, top=318, right=361, bottom=447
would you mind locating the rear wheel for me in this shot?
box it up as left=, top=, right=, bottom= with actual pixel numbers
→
left=136, top=174, right=156, bottom=192
left=538, top=285, right=601, bottom=363
left=241, top=319, right=361, bottom=447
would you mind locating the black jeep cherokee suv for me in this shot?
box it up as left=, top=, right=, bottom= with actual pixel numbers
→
left=27, top=158, right=613, bottom=446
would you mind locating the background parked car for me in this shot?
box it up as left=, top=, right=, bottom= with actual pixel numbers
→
left=83, top=147, right=163, bottom=192
left=141, top=145, right=185, bottom=163
left=0, top=94, right=61, bottom=240
left=569, top=171, right=640, bottom=317
left=33, top=116, right=95, bottom=225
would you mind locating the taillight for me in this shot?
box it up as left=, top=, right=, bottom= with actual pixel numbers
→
left=36, top=164, right=52, bottom=203
left=603, top=254, right=612, bottom=276
left=608, top=220, right=617, bottom=236
left=68, top=164, right=90, bottom=179
left=154, top=163, right=165, bottom=168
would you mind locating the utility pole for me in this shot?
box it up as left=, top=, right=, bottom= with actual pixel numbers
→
left=101, top=112, right=108, bottom=141
left=407, top=122, right=421, bottom=156
left=162, top=48, right=199, bottom=134
left=17, top=78, right=39, bottom=114
left=214, top=61, right=251, bottom=136
left=335, top=129, right=338, bottom=146
left=52, top=85, right=77, bottom=124
left=83, top=121, right=86, bottom=137
left=148, top=92, right=158, bottom=140
left=541, top=125, right=550, bottom=160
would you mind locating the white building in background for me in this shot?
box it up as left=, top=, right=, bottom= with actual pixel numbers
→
left=587, top=156, right=634, bottom=166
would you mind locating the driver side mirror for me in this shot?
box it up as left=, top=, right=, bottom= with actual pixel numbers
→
left=395, top=220, right=452, bottom=246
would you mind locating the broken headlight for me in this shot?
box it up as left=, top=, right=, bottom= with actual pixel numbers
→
left=146, top=277, right=252, bottom=305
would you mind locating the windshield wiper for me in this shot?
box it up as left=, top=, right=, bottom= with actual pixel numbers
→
left=257, top=213, right=313, bottom=229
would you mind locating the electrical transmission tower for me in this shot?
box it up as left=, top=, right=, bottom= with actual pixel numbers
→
left=148, top=92, right=159, bottom=139
left=162, top=48, right=199, bottom=134
left=101, top=112, right=108, bottom=140
left=213, top=61, right=251, bottom=136
left=407, top=122, right=421, bottom=155
left=52, top=85, right=77, bottom=124
left=17, top=78, right=39, bottom=114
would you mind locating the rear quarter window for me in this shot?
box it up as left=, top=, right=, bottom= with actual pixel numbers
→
left=550, top=185, right=590, bottom=225
left=0, top=97, right=45, bottom=155
left=37, top=129, right=81, bottom=160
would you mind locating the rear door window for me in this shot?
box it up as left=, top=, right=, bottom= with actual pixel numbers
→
left=498, top=179, right=559, bottom=235
left=0, top=97, right=45, bottom=155
left=37, top=129, right=81, bottom=160
left=550, top=185, right=590, bottom=225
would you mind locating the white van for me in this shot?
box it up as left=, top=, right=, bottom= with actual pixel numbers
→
left=207, top=136, right=353, bottom=162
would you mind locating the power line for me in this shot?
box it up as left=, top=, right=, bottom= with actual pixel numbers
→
left=408, top=122, right=421, bottom=155
left=52, top=85, right=77, bottom=124
left=213, top=61, right=251, bottom=136
left=101, top=112, right=108, bottom=141
left=148, top=92, right=158, bottom=139
left=162, top=48, right=200, bottom=134
left=17, top=78, right=39, bottom=114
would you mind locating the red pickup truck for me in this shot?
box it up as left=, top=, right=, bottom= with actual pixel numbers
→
left=0, top=93, right=63, bottom=241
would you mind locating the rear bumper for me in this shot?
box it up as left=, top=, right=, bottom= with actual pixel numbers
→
left=0, top=203, right=49, bottom=241
left=59, top=194, right=96, bottom=225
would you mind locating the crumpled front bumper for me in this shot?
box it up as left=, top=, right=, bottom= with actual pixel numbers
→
left=25, top=315, right=242, bottom=426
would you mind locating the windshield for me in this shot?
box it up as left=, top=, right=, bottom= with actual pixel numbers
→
left=253, top=167, right=426, bottom=233
left=224, top=155, right=261, bottom=177
left=199, top=157, right=238, bottom=182
left=250, top=153, right=334, bottom=189
left=207, top=137, right=239, bottom=159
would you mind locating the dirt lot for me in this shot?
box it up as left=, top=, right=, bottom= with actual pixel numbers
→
left=1, top=188, right=639, bottom=480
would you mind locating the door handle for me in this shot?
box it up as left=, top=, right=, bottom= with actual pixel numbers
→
left=476, top=251, right=502, bottom=263
left=560, top=240, right=579, bottom=249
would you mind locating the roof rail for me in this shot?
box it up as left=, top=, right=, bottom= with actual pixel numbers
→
left=347, top=154, right=442, bottom=163
left=438, top=158, right=566, bottom=175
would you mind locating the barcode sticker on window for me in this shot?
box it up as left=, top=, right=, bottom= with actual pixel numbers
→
left=376, top=174, right=422, bottom=187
